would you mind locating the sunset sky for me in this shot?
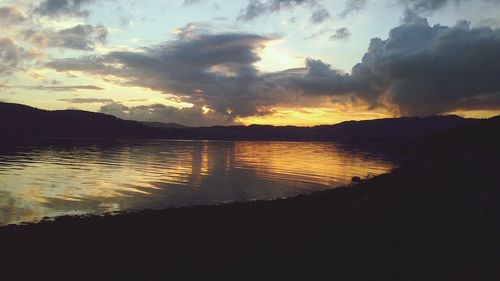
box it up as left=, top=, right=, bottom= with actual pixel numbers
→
left=1, top=0, right=500, bottom=126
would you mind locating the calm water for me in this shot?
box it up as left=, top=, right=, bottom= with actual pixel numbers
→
left=0, top=140, right=395, bottom=225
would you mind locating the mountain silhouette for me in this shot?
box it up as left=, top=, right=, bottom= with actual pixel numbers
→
left=142, top=121, right=188, bottom=129
left=425, top=115, right=500, bottom=151
left=179, top=115, right=473, bottom=141
left=0, top=102, right=172, bottom=139
left=0, top=101, right=478, bottom=141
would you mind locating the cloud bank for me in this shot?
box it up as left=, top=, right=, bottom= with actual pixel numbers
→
left=48, top=31, right=276, bottom=118
left=284, top=17, right=500, bottom=115
left=99, top=103, right=237, bottom=127
left=47, top=17, right=500, bottom=121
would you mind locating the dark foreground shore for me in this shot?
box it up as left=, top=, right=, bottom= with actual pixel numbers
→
left=0, top=145, right=498, bottom=281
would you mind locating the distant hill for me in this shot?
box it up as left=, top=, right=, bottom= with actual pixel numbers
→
left=0, top=102, right=175, bottom=139
left=309, top=115, right=476, bottom=142
left=0, top=102, right=479, bottom=141
left=142, top=122, right=187, bottom=129
left=146, top=115, right=476, bottom=141
left=425, top=115, right=500, bottom=152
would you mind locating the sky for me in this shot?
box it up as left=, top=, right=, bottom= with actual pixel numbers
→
left=1, top=0, right=500, bottom=126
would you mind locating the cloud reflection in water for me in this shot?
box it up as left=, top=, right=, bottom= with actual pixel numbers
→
left=0, top=140, right=395, bottom=225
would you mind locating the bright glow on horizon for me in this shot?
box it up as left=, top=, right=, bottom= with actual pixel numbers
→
left=1, top=0, right=499, bottom=126
left=238, top=106, right=394, bottom=126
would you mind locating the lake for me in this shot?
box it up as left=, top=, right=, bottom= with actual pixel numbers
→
left=0, top=140, right=395, bottom=225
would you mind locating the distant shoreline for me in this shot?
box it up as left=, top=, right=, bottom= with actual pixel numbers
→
left=1, top=101, right=476, bottom=142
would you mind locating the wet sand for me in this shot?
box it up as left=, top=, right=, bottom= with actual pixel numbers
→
left=0, top=148, right=498, bottom=281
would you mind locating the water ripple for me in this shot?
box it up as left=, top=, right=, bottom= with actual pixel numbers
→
left=0, top=140, right=395, bottom=225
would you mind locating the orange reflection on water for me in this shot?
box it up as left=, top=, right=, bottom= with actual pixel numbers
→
left=232, top=142, right=392, bottom=186
left=0, top=140, right=395, bottom=225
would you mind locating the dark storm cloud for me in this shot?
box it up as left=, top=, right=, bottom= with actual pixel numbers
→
left=23, top=24, right=108, bottom=51
left=0, top=38, right=40, bottom=75
left=454, top=93, right=500, bottom=110
left=356, top=18, right=500, bottom=115
left=48, top=32, right=275, bottom=117
left=99, top=102, right=237, bottom=127
left=284, top=17, right=500, bottom=115
left=330, top=27, right=351, bottom=40
left=270, top=58, right=358, bottom=97
left=33, top=0, right=98, bottom=17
